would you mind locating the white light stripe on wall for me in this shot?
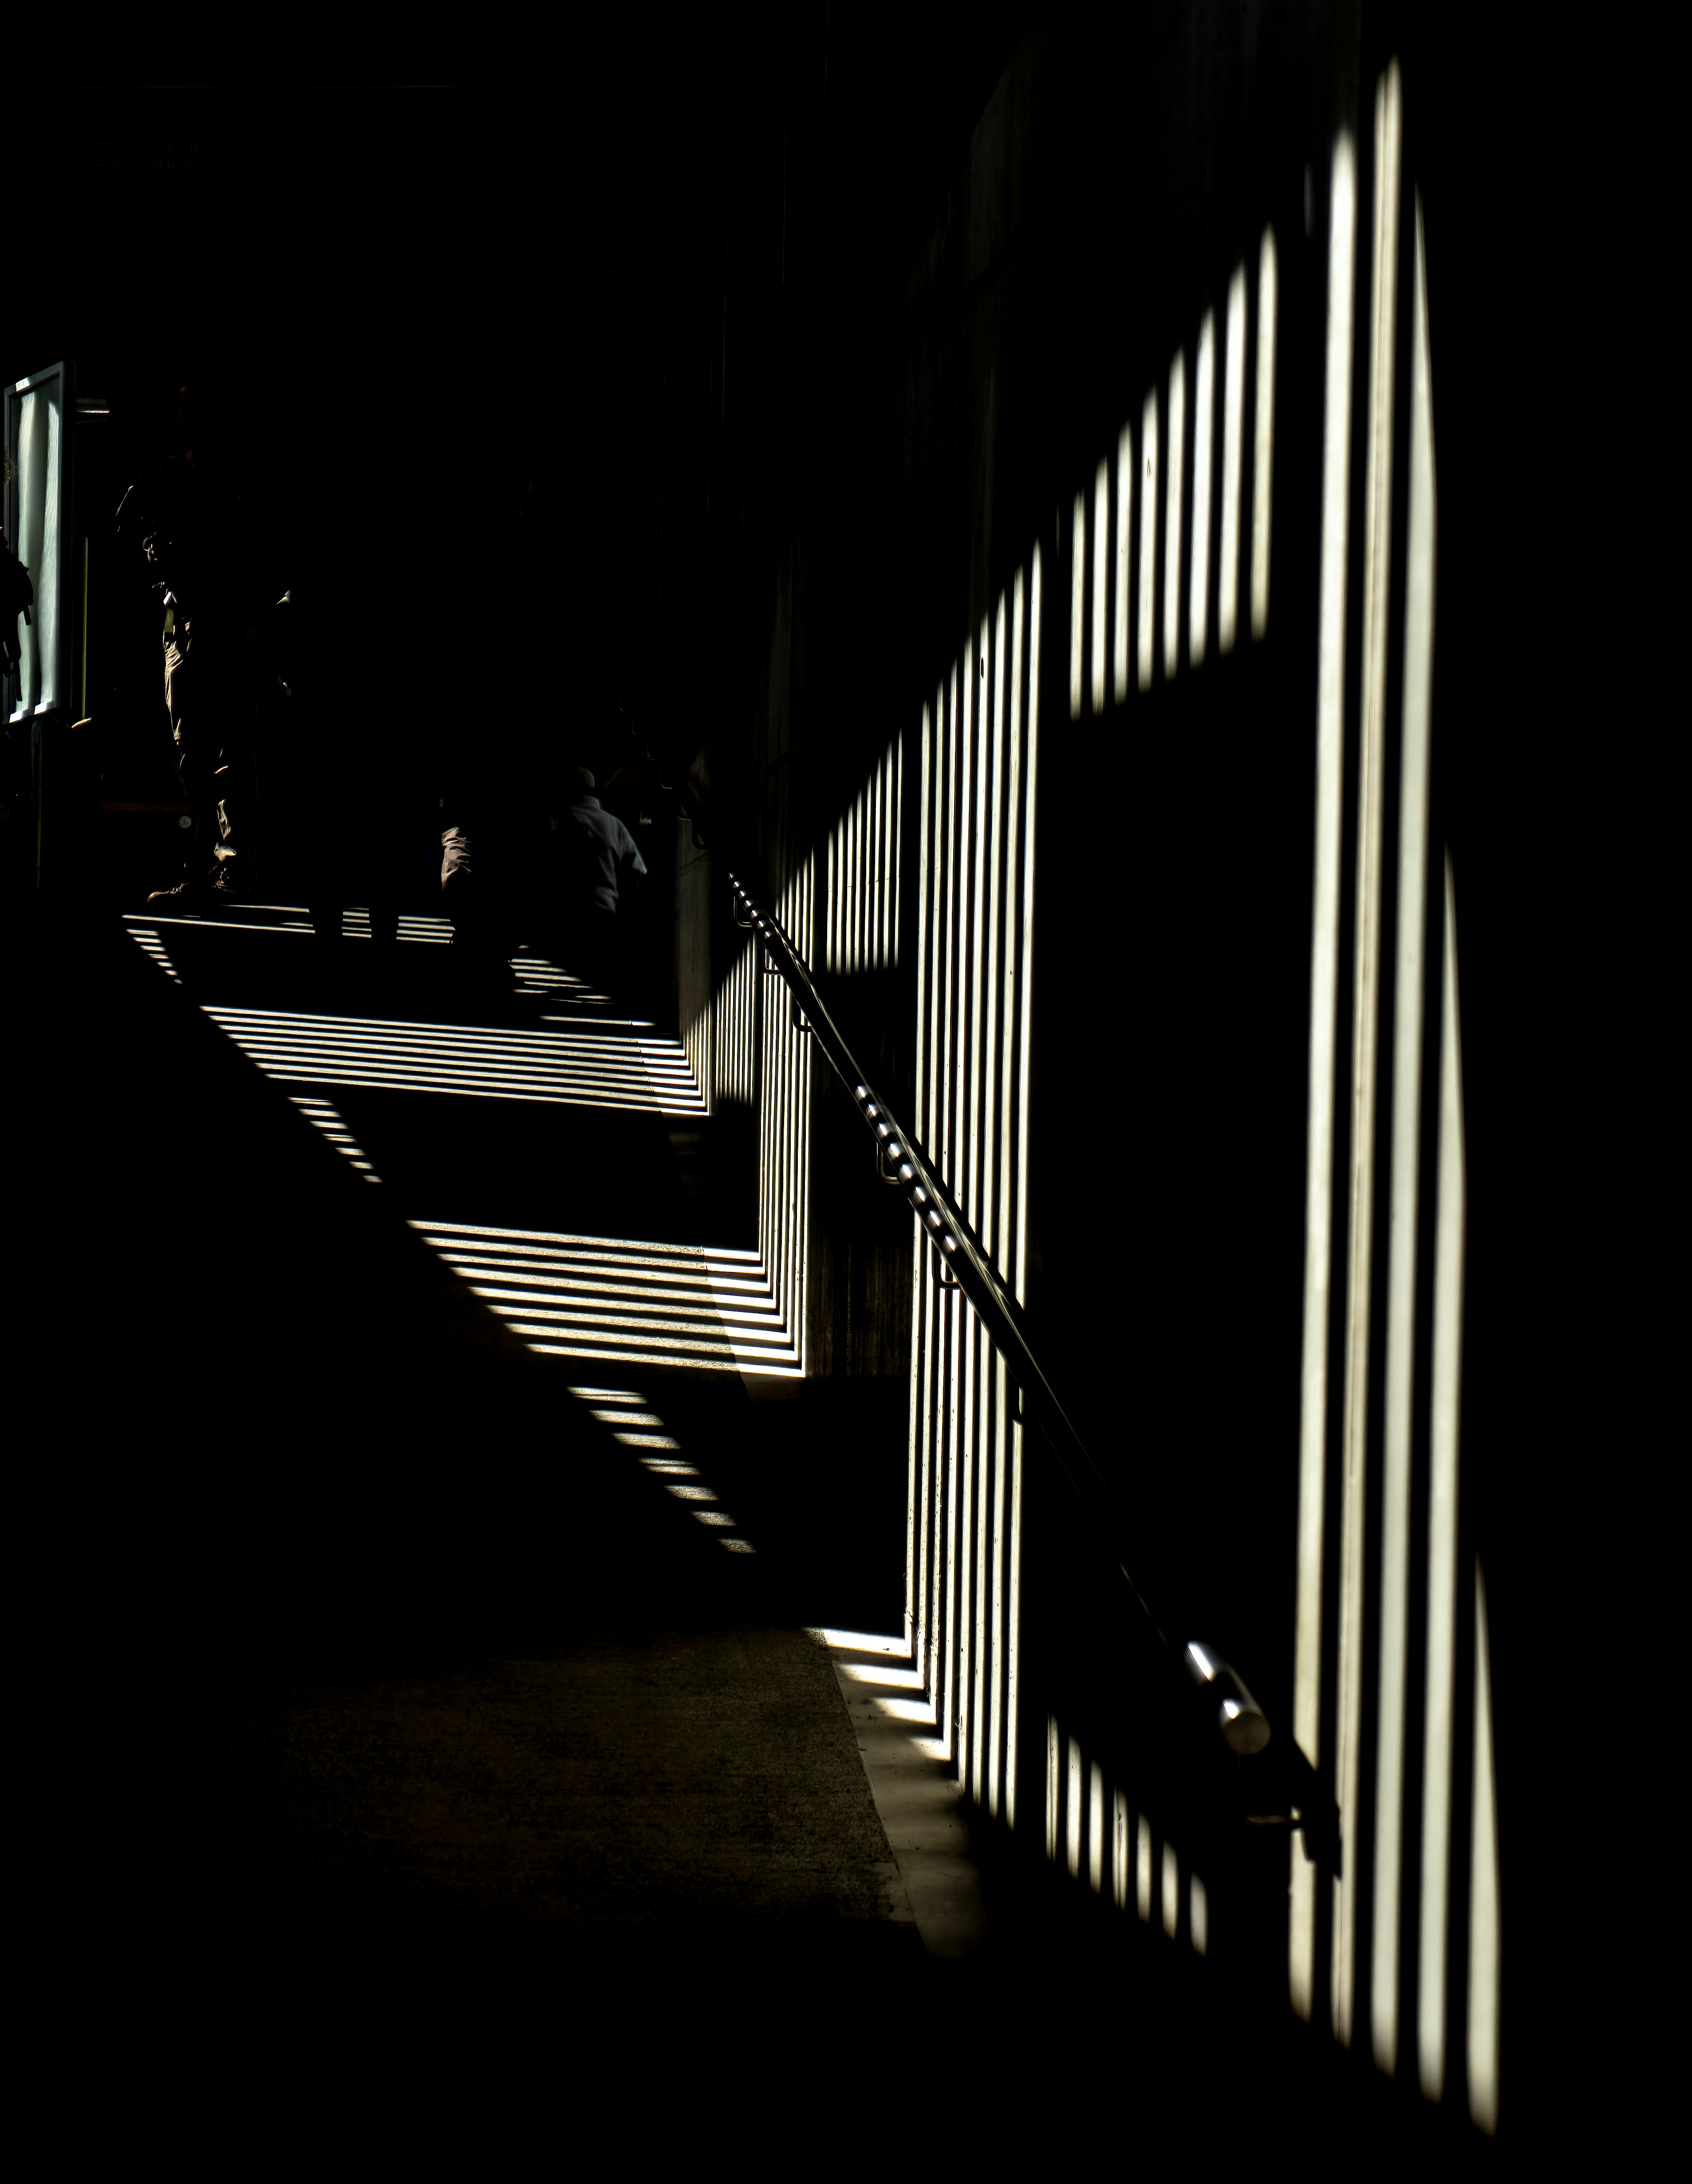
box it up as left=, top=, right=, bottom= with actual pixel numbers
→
left=1114, top=423, right=1133, bottom=700
left=1333, top=64, right=1401, bottom=2052
left=1373, top=115, right=1429, bottom=2089
left=1220, top=264, right=1247, bottom=653
left=1468, top=1558, right=1500, bottom=2134
left=1291, top=125, right=1357, bottom=2026
left=1163, top=349, right=1186, bottom=678
left=891, top=735, right=904, bottom=963
left=1070, top=495, right=1086, bottom=719
left=1418, top=856, right=1466, bottom=2100
left=1253, top=227, right=1279, bottom=639
left=1007, top=544, right=1040, bottom=1832
left=1190, top=308, right=1215, bottom=666
left=1067, top=1735, right=1083, bottom=1879
left=1092, top=460, right=1109, bottom=712
left=1138, top=392, right=1159, bottom=690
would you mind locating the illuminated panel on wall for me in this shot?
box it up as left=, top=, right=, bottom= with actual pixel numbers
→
left=1064, top=227, right=1279, bottom=711
left=1333, top=59, right=1401, bottom=2054
left=1277, top=63, right=1497, bottom=2139
left=1253, top=226, right=1279, bottom=640
left=907, top=545, right=1040, bottom=1827
left=1045, top=1715, right=1209, bottom=1956
left=1023, top=67, right=1492, bottom=2136
left=1190, top=309, right=1215, bottom=667
left=1219, top=264, right=1247, bottom=654
left=1092, top=459, right=1109, bottom=712
left=1113, top=423, right=1132, bottom=701
left=756, top=853, right=816, bottom=1372
left=1290, top=119, right=1359, bottom=2029
left=823, top=735, right=903, bottom=974
left=1163, top=347, right=1186, bottom=678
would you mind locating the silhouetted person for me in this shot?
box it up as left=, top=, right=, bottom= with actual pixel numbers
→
left=234, top=403, right=438, bottom=966
left=552, top=765, right=647, bottom=994
left=133, top=385, right=277, bottom=907
left=264, top=570, right=434, bottom=969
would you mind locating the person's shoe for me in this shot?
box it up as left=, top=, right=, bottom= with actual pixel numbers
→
left=145, top=877, right=209, bottom=912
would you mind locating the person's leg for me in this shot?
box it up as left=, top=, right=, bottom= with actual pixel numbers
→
left=588, top=904, right=621, bottom=999
left=195, top=631, right=259, bottom=893
left=212, top=722, right=263, bottom=894
left=442, top=823, right=516, bottom=987
left=150, top=626, right=219, bottom=903
left=441, top=825, right=475, bottom=931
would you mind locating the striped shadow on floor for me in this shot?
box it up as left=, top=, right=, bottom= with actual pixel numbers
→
left=410, top=1220, right=802, bottom=1376
left=201, top=1006, right=708, bottom=1116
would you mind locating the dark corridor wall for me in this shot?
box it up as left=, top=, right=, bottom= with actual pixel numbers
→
left=673, top=6, right=1355, bottom=1670
left=651, top=6, right=1656, bottom=2148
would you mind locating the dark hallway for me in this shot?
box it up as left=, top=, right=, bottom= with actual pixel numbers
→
left=11, top=900, right=1474, bottom=2161
left=18, top=901, right=921, bottom=1963
left=6, top=20, right=1648, bottom=2163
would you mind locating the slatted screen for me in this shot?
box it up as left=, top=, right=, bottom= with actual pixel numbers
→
left=676, top=839, right=810, bottom=1377
left=679, top=831, right=760, bottom=1116
left=906, top=558, right=1043, bottom=1829
left=823, top=735, right=903, bottom=973
left=757, top=854, right=817, bottom=1368
left=1286, top=71, right=1499, bottom=2130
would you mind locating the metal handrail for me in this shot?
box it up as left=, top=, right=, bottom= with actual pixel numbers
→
left=717, top=853, right=1337, bottom=1864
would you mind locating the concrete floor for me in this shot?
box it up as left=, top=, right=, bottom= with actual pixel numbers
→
left=18, top=902, right=984, bottom=2069
left=12, top=905, right=1512, bottom=2168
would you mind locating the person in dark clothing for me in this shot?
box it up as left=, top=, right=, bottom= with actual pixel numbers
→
left=134, top=386, right=280, bottom=907
left=264, top=573, right=434, bottom=965
left=551, top=765, right=647, bottom=993
left=221, top=392, right=441, bottom=969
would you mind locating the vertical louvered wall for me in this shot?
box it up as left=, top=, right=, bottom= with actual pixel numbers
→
left=907, top=556, right=1043, bottom=1829
left=823, top=736, right=903, bottom=973
left=1286, top=71, right=1498, bottom=2131
left=757, top=854, right=817, bottom=1364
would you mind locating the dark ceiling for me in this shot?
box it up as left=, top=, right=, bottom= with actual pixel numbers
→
left=13, top=28, right=1038, bottom=752
left=28, top=30, right=1034, bottom=469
